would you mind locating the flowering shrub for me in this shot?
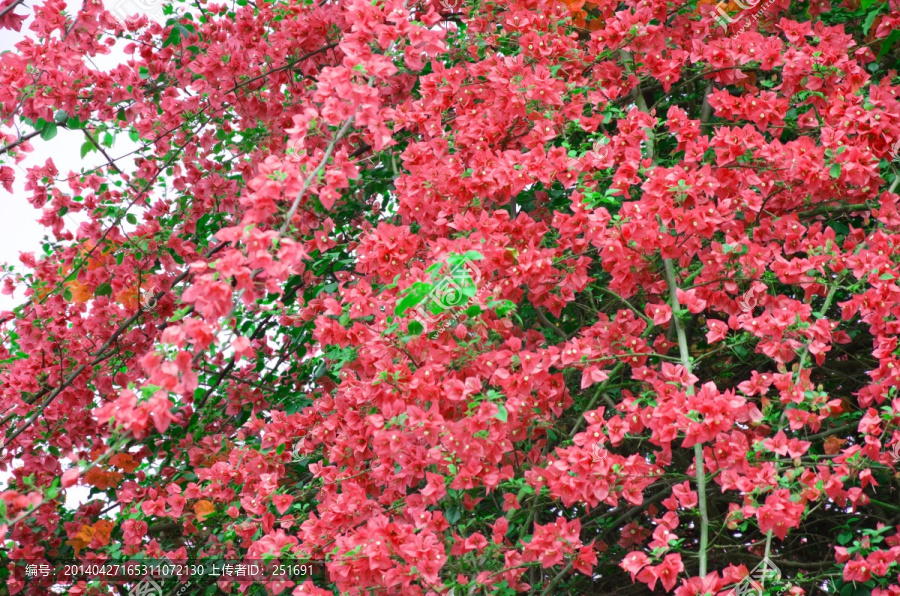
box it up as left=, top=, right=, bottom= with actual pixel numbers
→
left=1, top=0, right=900, bottom=594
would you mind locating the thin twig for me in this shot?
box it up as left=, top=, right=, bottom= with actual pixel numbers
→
left=0, top=0, right=26, bottom=20
left=277, top=115, right=356, bottom=237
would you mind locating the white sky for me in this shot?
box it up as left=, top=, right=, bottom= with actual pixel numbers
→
left=0, top=0, right=160, bottom=311
left=0, top=0, right=163, bottom=509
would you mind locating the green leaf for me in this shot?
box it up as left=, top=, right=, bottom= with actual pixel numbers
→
left=80, top=140, right=96, bottom=158
left=163, top=26, right=182, bottom=47
left=395, top=282, right=433, bottom=315
left=487, top=299, right=516, bottom=317
left=878, top=30, right=900, bottom=59
left=464, top=304, right=482, bottom=317
left=126, top=213, right=138, bottom=225
left=837, top=531, right=853, bottom=545
left=128, top=130, right=140, bottom=142
left=829, top=163, right=842, bottom=179
left=312, top=360, right=327, bottom=380
left=138, top=66, right=150, bottom=80
left=494, top=404, right=508, bottom=423
left=863, top=5, right=884, bottom=34
left=95, top=282, right=112, bottom=297
left=40, top=122, right=58, bottom=141
left=407, top=320, right=424, bottom=336
left=169, top=307, right=192, bottom=322
left=285, top=397, right=311, bottom=415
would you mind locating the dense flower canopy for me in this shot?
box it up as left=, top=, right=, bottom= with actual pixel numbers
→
left=1, top=0, right=900, bottom=593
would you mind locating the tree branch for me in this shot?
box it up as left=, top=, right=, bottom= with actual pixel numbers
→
left=0, top=0, right=27, bottom=20
left=0, top=242, right=227, bottom=450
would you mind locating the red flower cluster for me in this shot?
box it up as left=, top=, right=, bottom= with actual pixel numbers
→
left=1, top=0, right=900, bottom=593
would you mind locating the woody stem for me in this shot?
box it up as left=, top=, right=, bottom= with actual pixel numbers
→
left=663, top=257, right=708, bottom=577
